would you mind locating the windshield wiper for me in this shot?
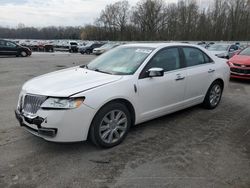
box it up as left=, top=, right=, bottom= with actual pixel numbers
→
left=79, top=65, right=112, bottom=74
left=94, top=69, right=112, bottom=75
left=80, top=64, right=88, bottom=69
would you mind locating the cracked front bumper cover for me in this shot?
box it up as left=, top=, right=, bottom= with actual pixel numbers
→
left=15, top=110, right=57, bottom=137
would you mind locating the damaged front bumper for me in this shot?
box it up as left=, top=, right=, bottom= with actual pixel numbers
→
left=15, top=110, right=57, bottom=137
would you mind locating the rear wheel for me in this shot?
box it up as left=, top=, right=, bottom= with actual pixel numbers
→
left=90, top=102, right=131, bottom=148
left=203, top=81, right=223, bottom=109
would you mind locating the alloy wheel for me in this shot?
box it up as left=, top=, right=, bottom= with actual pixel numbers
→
left=209, top=84, right=222, bottom=107
left=99, top=110, right=128, bottom=144
left=21, top=51, right=27, bottom=57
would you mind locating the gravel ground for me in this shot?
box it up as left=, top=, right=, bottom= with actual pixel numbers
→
left=0, top=53, right=249, bottom=188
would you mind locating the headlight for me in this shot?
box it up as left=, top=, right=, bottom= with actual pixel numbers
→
left=227, top=61, right=234, bottom=66
left=41, top=97, right=85, bottom=109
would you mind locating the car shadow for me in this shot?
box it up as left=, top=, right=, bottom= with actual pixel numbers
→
left=28, top=135, right=97, bottom=153
left=230, top=78, right=250, bottom=84
left=0, top=55, right=18, bottom=58
left=130, top=105, right=200, bottom=132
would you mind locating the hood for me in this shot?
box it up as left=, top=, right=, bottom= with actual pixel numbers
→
left=18, top=45, right=30, bottom=51
left=22, top=67, right=122, bottom=97
left=230, top=55, right=250, bottom=65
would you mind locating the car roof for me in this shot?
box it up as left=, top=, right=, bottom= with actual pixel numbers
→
left=122, top=42, right=202, bottom=49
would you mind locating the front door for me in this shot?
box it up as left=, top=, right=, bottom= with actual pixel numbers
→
left=5, top=41, right=18, bottom=55
left=137, top=47, right=187, bottom=121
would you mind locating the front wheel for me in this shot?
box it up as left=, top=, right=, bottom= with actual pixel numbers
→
left=89, top=102, right=131, bottom=148
left=203, top=81, right=223, bottom=109
left=20, top=51, right=27, bottom=57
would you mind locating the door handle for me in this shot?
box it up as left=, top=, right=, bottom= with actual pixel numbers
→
left=208, top=69, right=215, bottom=73
left=175, top=75, right=185, bottom=81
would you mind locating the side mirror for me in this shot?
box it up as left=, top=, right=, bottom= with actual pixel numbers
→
left=147, top=67, right=164, bottom=77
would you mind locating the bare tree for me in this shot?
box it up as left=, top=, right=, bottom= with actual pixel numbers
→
left=1, top=0, right=250, bottom=41
left=131, top=0, right=166, bottom=40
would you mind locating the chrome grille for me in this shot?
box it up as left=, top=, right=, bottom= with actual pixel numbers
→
left=231, top=68, right=250, bottom=75
left=22, top=95, right=47, bottom=115
left=233, top=63, right=250, bottom=68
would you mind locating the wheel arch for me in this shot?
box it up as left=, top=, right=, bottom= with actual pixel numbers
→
left=87, top=98, right=136, bottom=139
left=97, top=98, right=136, bottom=126
left=213, top=78, right=224, bottom=90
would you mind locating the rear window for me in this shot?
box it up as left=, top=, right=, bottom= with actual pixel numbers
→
left=183, top=47, right=212, bottom=67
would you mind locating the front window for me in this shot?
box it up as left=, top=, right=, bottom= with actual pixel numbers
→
left=85, top=47, right=154, bottom=75
left=208, top=44, right=229, bottom=51
left=145, top=48, right=181, bottom=72
left=6, top=41, right=17, bottom=48
left=239, top=47, right=250, bottom=56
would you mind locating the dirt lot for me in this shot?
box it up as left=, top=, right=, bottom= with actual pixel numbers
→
left=0, top=53, right=249, bottom=188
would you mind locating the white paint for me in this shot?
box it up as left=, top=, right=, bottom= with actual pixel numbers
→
left=17, top=43, right=230, bottom=142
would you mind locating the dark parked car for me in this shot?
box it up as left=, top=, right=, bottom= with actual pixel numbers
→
left=0, top=39, right=32, bottom=57
left=79, top=43, right=104, bottom=54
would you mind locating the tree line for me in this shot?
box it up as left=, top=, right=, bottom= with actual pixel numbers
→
left=1, top=0, right=250, bottom=41
left=0, top=26, right=82, bottom=40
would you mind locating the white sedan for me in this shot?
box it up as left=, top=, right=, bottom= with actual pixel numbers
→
left=15, top=43, right=230, bottom=148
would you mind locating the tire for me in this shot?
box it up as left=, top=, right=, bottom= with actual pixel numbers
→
left=89, top=102, right=131, bottom=148
left=203, top=81, right=223, bottom=109
left=20, top=51, right=27, bottom=57
left=86, top=50, right=91, bottom=55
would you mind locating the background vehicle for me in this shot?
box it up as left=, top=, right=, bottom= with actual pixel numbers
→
left=79, top=43, right=104, bottom=54
left=0, top=39, right=32, bottom=57
left=207, top=43, right=240, bottom=59
left=15, top=43, right=229, bottom=148
left=69, top=41, right=78, bottom=53
left=93, top=43, right=120, bottom=55
left=197, top=41, right=207, bottom=48
left=228, top=47, right=250, bottom=79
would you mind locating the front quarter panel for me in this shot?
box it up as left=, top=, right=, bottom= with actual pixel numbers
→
left=72, top=76, right=139, bottom=121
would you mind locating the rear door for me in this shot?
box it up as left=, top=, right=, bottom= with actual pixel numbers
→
left=181, top=47, right=216, bottom=103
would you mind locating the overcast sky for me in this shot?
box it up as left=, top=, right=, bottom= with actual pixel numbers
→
left=0, top=0, right=209, bottom=28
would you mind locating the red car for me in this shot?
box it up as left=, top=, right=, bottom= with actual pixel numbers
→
left=227, top=47, right=250, bottom=80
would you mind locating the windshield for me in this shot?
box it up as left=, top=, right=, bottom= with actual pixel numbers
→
left=85, top=43, right=94, bottom=47
left=84, top=46, right=154, bottom=75
left=239, top=47, right=250, bottom=56
left=208, top=44, right=229, bottom=51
